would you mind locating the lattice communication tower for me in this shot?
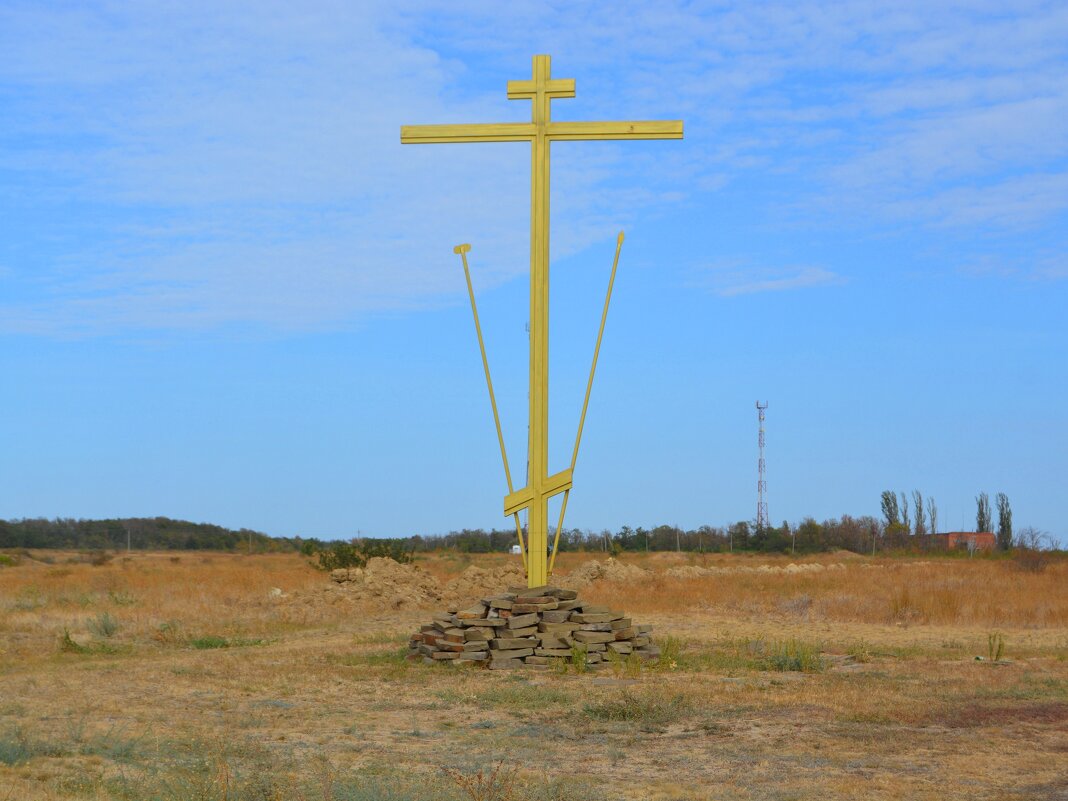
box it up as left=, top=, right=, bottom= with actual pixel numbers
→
left=756, top=401, right=768, bottom=530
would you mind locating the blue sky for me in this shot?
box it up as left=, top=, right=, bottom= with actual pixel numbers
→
left=1, top=2, right=1065, bottom=544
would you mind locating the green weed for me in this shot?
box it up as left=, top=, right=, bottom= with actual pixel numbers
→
left=89, top=611, right=120, bottom=638
left=582, top=690, right=692, bottom=731
left=762, top=639, right=825, bottom=673
left=188, top=635, right=267, bottom=650
left=988, top=632, right=1006, bottom=662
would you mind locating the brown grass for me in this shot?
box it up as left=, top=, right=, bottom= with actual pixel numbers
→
left=1, top=549, right=1066, bottom=800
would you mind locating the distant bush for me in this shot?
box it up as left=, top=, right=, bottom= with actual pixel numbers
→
left=317, top=539, right=413, bottom=571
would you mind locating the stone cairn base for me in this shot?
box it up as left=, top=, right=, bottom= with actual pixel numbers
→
left=407, top=584, right=660, bottom=670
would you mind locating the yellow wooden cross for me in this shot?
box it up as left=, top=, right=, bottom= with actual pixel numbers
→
left=402, top=55, right=682, bottom=587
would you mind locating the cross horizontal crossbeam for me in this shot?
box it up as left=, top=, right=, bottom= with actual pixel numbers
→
left=400, top=120, right=682, bottom=145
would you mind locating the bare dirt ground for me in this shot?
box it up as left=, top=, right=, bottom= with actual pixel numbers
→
left=1, top=549, right=1066, bottom=800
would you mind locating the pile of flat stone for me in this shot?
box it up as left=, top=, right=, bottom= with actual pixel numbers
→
left=407, top=584, right=659, bottom=670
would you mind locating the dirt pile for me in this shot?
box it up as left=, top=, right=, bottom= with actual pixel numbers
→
left=663, top=562, right=848, bottom=579
left=326, top=557, right=442, bottom=609
left=558, top=558, right=653, bottom=589
left=443, top=564, right=527, bottom=606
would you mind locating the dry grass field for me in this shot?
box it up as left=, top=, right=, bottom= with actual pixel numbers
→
left=1, top=549, right=1066, bottom=800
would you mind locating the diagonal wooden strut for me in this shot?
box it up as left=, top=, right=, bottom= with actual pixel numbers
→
left=548, top=231, right=625, bottom=575
left=454, top=244, right=528, bottom=572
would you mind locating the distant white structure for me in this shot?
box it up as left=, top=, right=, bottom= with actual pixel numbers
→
left=510, top=544, right=523, bottom=555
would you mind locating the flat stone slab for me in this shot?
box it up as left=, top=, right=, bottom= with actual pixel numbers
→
left=513, top=601, right=559, bottom=613
left=540, top=610, right=572, bottom=623
left=571, top=612, right=622, bottom=624
left=538, top=622, right=578, bottom=635
left=456, top=651, right=488, bottom=661
left=489, top=648, right=534, bottom=660
left=508, top=625, right=538, bottom=637
left=506, top=613, right=539, bottom=629
left=460, top=618, right=506, bottom=627
left=573, top=631, right=615, bottom=644
left=538, top=636, right=571, bottom=649
left=507, top=584, right=561, bottom=595
left=490, top=638, right=539, bottom=650
left=488, top=659, right=524, bottom=670
left=535, top=648, right=572, bottom=657
left=515, top=594, right=556, bottom=604
left=456, top=604, right=489, bottom=619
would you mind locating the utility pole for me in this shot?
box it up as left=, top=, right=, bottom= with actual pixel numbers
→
left=756, top=401, right=769, bottom=531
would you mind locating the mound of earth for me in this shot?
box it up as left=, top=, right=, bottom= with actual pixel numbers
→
left=558, top=558, right=653, bottom=589
left=326, top=557, right=442, bottom=609
left=444, top=564, right=527, bottom=606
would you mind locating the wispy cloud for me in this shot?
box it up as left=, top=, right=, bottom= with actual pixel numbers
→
left=0, top=1, right=1064, bottom=335
left=711, top=266, right=844, bottom=297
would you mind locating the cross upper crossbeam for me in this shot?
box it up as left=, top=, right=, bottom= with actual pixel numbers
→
left=399, top=120, right=682, bottom=144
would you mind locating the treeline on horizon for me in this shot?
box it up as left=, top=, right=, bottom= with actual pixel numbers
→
left=4, top=514, right=1046, bottom=556
left=0, top=517, right=288, bottom=552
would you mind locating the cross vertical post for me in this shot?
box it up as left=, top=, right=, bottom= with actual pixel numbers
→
left=402, top=55, right=682, bottom=588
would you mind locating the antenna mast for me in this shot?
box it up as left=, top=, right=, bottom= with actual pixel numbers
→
left=756, top=401, right=768, bottom=530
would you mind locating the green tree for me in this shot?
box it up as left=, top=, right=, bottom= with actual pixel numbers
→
left=926, top=496, right=938, bottom=536
left=996, top=492, right=1012, bottom=551
left=880, top=491, right=900, bottom=527
left=976, top=492, right=992, bottom=533
left=912, top=490, right=926, bottom=536
left=899, top=491, right=911, bottom=534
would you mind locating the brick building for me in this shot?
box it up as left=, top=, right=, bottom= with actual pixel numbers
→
left=935, top=531, right=997, bottom=551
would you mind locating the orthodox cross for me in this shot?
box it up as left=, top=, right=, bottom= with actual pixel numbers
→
left=401, top=55, right=682, bottom=587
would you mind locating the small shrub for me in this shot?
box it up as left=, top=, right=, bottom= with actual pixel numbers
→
left=59, top=629, right=88, bottom=654
left=889, top=586, right=925, bottom=624
left=762, top=639, right=825, bottom=673
left=189, top=635, right=267, bottom=649
left=568, top=641, right=589, bottom=674
left=655, top=635, right=684, bottom=670
left=988, top=632, right=1006, bottom=662
left=88, top=612, right=120, bottom=638
left=1013, top=549, right=1049, bottom=573
left=442, top=760, right=518, bottom=801
left=847, top=642, right=872, bottom=663
left=87, top=549, right=113, bottom=566
left=582, top=690, right=691, bottom=731
left=13, top=586, right=45, bottom=611
left=318, top=542, right=365, bottom=571
left=153, top=620, right=185, bottom=645
left=190, top=635, right=231, bottom=649
left=107, top=589, right=138, bottom=606
left=0, top=727, right=65, bottom=765
left=0, top=553, right=19, bottom=567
